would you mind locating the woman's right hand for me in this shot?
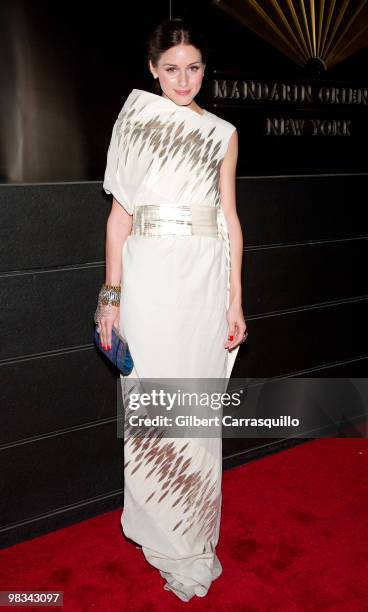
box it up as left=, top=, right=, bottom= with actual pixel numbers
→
left=98, top=306, right=120, bottom=350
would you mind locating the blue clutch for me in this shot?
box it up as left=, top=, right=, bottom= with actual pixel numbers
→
left=94, top=324, right=134, bottom=376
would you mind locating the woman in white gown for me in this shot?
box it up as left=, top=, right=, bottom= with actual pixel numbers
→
left=95, top=18, right=247, bottom=602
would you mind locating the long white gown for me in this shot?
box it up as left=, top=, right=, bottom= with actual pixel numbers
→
left=103, top=88, right=240, bottom=601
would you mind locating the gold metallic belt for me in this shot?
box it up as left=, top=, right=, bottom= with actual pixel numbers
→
left=132, top=204, right=219, bottom=238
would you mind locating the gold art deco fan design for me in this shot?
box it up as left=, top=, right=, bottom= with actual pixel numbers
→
left=214, top=0, right=368, bottom=71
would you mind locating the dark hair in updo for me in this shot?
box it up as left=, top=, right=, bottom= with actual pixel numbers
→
left=147, top=18, right=208, bottom=95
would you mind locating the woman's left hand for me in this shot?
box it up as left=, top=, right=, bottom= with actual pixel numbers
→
left=224, top=301, right=248, bottom=350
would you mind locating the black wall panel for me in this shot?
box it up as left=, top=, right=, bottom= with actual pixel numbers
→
left=1, top=351, right=117, bottom=444
left=1, top=176, right=367, bottom=548
left=0, top=183, right=108, bottom=271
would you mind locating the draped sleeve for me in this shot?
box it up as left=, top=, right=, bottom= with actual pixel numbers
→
left=102, top=91, right=142, bottom=215
left=103, top=121, right=132, bottom=214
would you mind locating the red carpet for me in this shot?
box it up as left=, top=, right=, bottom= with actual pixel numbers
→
left=1, top=439, right=367, bottom=611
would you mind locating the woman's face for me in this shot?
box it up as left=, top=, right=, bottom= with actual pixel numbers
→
left=150, top=44, right=205, bottom=106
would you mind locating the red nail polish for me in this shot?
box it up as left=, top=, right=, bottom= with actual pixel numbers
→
left=229, top=335, right=234, bottom=341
